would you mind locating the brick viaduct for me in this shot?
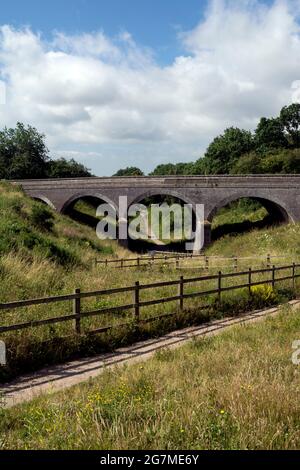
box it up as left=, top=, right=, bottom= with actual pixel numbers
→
left=15, top=175, right=300, bottom=247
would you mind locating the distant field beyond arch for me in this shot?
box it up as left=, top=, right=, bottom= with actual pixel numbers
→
left=208, top=196, right=291, bottom=242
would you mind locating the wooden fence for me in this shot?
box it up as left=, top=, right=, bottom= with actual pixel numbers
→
left=95, top=251, right=199, bottom=268
left=0, top=263, right=299, bottom=338
left=95, top=253, right=292, bottom=270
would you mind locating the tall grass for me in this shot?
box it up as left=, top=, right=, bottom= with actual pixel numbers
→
left=1, top=306, right=300, bottom=450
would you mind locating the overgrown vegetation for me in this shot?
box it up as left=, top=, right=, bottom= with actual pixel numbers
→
left=2, top=306, right=300, bottom=450
left=0, top=183, right=299, bottom=383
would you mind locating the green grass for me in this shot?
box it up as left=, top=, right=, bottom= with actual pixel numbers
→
left=207, top=221, right=300, bottom=259
left=1, top=306, right=300, bottom=450
left=211, top=199, right=268, bottom=229
left=208, top=198, right=300, bottom=258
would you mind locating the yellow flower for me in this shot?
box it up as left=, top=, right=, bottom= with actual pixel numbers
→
left=220, top=410, right=225, bottom=415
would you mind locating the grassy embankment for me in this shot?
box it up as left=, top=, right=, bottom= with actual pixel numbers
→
left=0, top=183, right=299, bottom=381
left=1, top=305, right=300, bottom=450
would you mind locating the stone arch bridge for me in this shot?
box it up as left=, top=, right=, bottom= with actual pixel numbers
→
left=15, top=175, right=300, bottom=247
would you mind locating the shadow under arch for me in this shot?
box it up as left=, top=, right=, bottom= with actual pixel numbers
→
left=207, top=195, right=292, bottom=242
left=61, top=192, right=119, bottom=215
left=128, top=190, right=197, bottom=253
left=61, top=192, right=119, bottom=229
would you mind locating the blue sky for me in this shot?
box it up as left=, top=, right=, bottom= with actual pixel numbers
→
left=0, top=0, right=299, bottom=175
left=0, top=0, right=209, bottom=64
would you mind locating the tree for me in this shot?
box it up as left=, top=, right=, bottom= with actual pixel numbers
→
left=254, top=117, right=287, bottom=152
left=145, top=103, right=300, bottom=176
left=230, top=152, right=263, bottom=174
left=48, top=158, right=92, bottom=178
left=0, top=123, right=94, bottom=179
left=114, top=167, right=144, bottom=176
left=0, top=122, right=49, bottom=179
left=280, top=103, right=300, bottom=148
left=261, top=149, right=300, bottom=174
left=190, top=157, right=207, bottom=175
left=204, top=127, right=254, bottom=174
left=150, top=162, right=193, bottom=176
left=150, top=164, right=176, bottom=176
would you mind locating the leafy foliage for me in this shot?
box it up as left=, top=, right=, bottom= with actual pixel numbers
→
left=113, top=167, right=144, bottom=176
left=48, top=158, right=92, bottom=178
left=29, top=204, right=55, bottom=232
left=146, top=103, right=300, bottom=176
left=280, top=103, right=300, bottom=148
left=0, top=123, right=92, bottom=179
left=202, top=127, right=254, bottom=174
left=0, top=122, right=49, bottom=179
left=149, top=162, right=194, bottom=176
left=254, top=117, right=287, bottom=152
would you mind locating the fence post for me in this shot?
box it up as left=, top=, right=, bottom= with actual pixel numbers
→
left=205, top=256, right=209, bottom=271
left=73, top=288, right=81, bottom=334
left=272, top=265, right=276, bottom=289
left=234, top=257, right=238, bottom=271
left=292, top=263, right=296, bottom=290
left=267, top=254, right=271, bottom=268
left=134, top=281, right=140, bottom=322
left=218, top=271, right=222, bottom=303
left=248, top=267, right=252, bottom=296
left=178, top=276, right=184, bottom=310
left=105, top=259, right=108, bottom=268
left=137, top=257, right=140, bottom=268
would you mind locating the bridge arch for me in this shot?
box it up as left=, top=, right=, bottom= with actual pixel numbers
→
left=129, top=189, right=196, bottom=209
left=127, top=190, right=197, bottom=252
left=33, top=195, right=56, bottom=210
left=60, top=192, right=119, bottom=215
left=207, top=194, right=293, bottom=224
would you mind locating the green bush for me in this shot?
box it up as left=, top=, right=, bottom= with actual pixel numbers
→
left=250, top=284, right=277, bottom=306
left=0, top=217, right=78, bottom=266
left=30, top=204, right=54, bottom=232
left=33, top=238, right=78, bottom=266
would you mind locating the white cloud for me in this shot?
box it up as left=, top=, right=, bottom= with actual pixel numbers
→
left=0, top=0, right=300, bottom=175
left=52, top=31, right=121, bottom=60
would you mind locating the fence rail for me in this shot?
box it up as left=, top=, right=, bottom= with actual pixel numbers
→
left=95, top=252, right=199, bottom=268
left=95, top=253, right=295, bottom=270
left=0, top=263, right=299, bottom=337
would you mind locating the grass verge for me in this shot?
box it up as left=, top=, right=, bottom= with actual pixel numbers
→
left=1, top=305, right=300, bottom=450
